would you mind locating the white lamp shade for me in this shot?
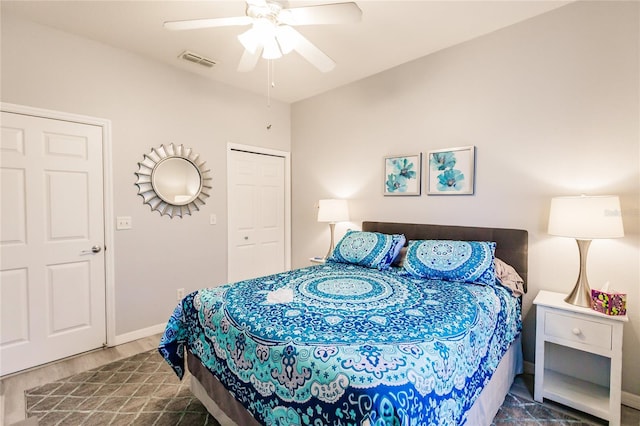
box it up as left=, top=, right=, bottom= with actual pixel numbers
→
left=548, top=195, right=624, bottom=239
left=317, top=199, right=349, bottom=223
left=276, top=25, right=297, bottom=54
left=262, top=36, right=282, bottom=59
left=238, top=28, right=260, bottom=54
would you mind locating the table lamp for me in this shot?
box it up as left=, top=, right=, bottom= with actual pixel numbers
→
left=317, top=199, right=350, bottom=259
left=548, top=195, right=624, bottom=307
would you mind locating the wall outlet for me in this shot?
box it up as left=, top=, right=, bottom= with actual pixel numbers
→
left=176, top=288, right=185, bottom=301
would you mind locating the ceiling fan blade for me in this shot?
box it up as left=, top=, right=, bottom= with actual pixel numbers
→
left=284, top=27, right=336, bottom=72
left=237, top=48, right=262, bottom=72
left=279, top=2, right=362, bottom=26
left=164, top=16, right=252, bottom=31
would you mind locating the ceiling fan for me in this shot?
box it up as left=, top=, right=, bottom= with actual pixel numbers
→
left=164, top=1, right=362, bottom=73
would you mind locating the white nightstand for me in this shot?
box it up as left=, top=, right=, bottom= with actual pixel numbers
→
left=309, top=257, right=326, bottom=265
left=534, top=290, right=628, bottom=425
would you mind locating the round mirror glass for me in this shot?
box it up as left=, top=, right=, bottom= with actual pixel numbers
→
left=152, top=158, right=202, bottom=205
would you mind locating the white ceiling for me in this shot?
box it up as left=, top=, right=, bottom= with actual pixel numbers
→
left=2, top=0, right=571, bottom=103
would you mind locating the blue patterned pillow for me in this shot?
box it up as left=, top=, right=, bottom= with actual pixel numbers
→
left=402, top=240, right=497, bottom=284
left=328, top=230, right=406, bottom=270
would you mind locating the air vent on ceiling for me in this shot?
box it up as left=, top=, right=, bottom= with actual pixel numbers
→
left=179, top=50, right=216, bottom=68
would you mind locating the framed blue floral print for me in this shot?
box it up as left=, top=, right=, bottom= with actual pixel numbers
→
left=384, top=154, right=422, bottom=196
left=427, top=146, right=475, bottom=195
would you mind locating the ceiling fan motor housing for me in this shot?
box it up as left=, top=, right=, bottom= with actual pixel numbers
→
left=246, top=1, right=284, bottom=24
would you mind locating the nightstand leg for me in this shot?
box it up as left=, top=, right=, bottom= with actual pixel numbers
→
left=609, top=325, right=623, bottom=426
left=534, top=308, right=544, bottom=403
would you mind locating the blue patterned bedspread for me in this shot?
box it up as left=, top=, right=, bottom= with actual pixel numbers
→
left=159, top=262, right=521, bottom=426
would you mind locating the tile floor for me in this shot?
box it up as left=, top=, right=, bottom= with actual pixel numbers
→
left=505, top=375, right=640, bottom=426
left=24, top=350, right=219, bottom=426
left=1, top=335, right=161, bottom=425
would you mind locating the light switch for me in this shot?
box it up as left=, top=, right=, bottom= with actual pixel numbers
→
left=116, top=216, right=132, bottom=230
left=210, top=214, right=217, bottom=225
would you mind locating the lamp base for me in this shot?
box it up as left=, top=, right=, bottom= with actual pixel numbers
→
left=324, top=223, right=336, bottom=260
left=564, top=239, right=592, bottom=308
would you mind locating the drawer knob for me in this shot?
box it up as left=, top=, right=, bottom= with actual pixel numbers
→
left=572, top=327, right=582, bottom=335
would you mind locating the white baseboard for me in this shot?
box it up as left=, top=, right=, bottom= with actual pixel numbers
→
left=112, top=323, right=166, bottom=346
left=622, top=390, right=640, bottom=411
left=526, top=361, right=640, bottom=411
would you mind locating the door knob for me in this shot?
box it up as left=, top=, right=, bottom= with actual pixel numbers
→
left=81, top=245, right=102, bottom=254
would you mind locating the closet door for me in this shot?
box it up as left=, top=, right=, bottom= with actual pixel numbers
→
left=227, top=149, right=286, bottom=283
left=1, top=111, right=106, bottom=375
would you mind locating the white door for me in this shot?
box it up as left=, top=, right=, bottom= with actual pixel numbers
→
left=228, top=149, right=286, bottom=282
left=0, top=111, right=106, bottom=376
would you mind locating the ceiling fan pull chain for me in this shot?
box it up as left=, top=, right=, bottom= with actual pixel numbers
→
left=266, top=60, right=271, bottom=108
left=271, top=60, right=276, bottom=89
left=266, top=59, right=276, bottom=108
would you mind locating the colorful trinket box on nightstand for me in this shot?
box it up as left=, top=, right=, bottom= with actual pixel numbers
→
left=591, top=288, right=627, bottom=316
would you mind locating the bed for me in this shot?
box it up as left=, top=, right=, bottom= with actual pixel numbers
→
left=159, top=221, right=528, bottom=425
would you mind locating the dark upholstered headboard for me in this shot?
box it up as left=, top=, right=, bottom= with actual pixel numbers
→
left=362, top=221, right=529, bottom=292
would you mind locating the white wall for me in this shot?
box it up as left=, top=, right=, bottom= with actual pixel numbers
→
left=291, top=1, right=640, bottom=396
left=0, top=14, right=291, bottom=337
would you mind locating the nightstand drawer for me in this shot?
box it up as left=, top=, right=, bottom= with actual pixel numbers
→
left=544, top=311, right=612, bottom=350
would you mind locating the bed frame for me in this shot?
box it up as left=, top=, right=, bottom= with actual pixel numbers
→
left=188, top=221, right=529, bottom=426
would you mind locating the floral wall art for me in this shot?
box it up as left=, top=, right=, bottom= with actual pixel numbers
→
left=384, top=154, right=422, bottom=195
left=427, top=146, right=475, bottom=195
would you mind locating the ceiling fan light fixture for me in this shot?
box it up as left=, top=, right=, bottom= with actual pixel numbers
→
left=275, top=25, right=296, bottom=54
left=238, top=28, right=260, bottom=54
left=262, top=36, right=282, bottom=59
left=253, top=17, right=277, bottom=38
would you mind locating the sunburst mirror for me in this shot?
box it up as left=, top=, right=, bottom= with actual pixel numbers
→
left=135, top=143, right=212, bottom=218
